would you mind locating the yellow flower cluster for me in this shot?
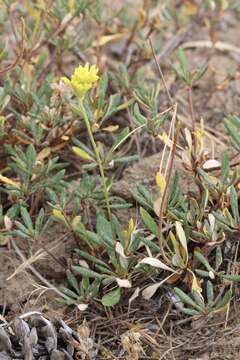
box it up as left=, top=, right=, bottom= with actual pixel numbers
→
left=62, top=63, right=99, bottom=98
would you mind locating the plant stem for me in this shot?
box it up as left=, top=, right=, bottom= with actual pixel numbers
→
left=187, top=86, right=196, bottom=147
left=149, top=37, right=174, bottom=107
left=158, top=104, right=180, bottom=263
left=79, top=100, right=115, bottom=238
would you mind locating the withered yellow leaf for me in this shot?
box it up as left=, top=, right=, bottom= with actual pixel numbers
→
left=102, top=125, right=119, bottom=132
left=138, top=7, right=147, bottom=28
left=93, top=33, right=126, bottom=47
left=51, top=143, right=67, bottom=152
left=61, top=135, right=69, bottom=141
left=36, top=147, right=51, bottom=162
left=158, top=132, right=172, bottom=147
left=68, top=0, right=75, bottom=11
left=15, top=135, right=32, bottom=145
left=72, top=146, right=93, bottom=161
left=191, top=272, right=202, bottom=293
left=0, top=174, right=20, bottom=188
left=155, top=171, right=166, bottom=194
left=175, top=221, right=188, bottom=263
left=127, top=218, right=135, bottom=237
left=52, top=209, right=69, bottom=228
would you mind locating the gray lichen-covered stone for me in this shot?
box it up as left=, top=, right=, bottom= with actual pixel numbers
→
left=0, top=313, right=98, bottom=359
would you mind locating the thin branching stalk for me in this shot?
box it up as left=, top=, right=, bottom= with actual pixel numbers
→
left=79, top=99, right=115, bottom=239
left=187, top=85, right=196, bottom=149
left=149, top=39, right=181, bottom=262
left=158, top=104, right=180, bottom=263
left=149, top=37, right=174, bottom=107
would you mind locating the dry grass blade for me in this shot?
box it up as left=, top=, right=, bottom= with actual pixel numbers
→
left=149, top=37, right=174, bottom=107
left=9, top=239, right=69, bottom=300
left=157, top=104, right=180, bottom=262
left=182, top=40, right=240, bottom=54
left=7, top=247, right=47, bottom=281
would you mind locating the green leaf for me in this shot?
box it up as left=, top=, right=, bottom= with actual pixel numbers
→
left=81, top=275, right=89, bottom=292
left=57, top=298, right=77, bottom=306
left=101, top=287, right=121, bottom=307
left=13, top=230, right=31, bottom=239
left=35, top=208, right=45, bottom=234
left=102, top=94, right=121, bottom=122
left=76, top=228, right=102, bottom=247
left=178, top=47, right=187, bottom=77
left=169, top=171, right=181, bottom=205
left=223, top=208, right=235, bottom=228
left=112, top=214, right=125, bottom=245
left=195, top=269, right=210, bottom=278
left=192, top=292, right=205, bottom=309
left=72, top=266, right=105, bottom=280
left=228, top=115, right=240, bottom=127
left=140, top=237, right=160, bottom=253
left=181, top=308, right=199, bottom=316
left=132, top=191, right=152, bottom=209
left=192, top=64, right=208, bottom=82
left=94, top=264, right=113, bottom=275
left=194, top=251, right=214, bottom=272
left=26, top=144, right=36, bottom=171
left=197, top=168, right=216, bottom=187
left=137, top=184, right=153, bottom=204
left=219, top=274, right=240, bottom=282
left=133, top=103, right=146, bottom=125
left=97, top=72, right=108, bottom=110
left=87, top=279, right=101, bottom=298
left=215, top=289, right=232, bottom=310
left=224, top=118, right=240, bottom=152
left=113, top=155, right=139, bottom=164
left=14, top=220, right=30, bottom=235
left=110, top=127, right=129, bottom=153
left=66, top=270, right=80, bottom=295
left=200, top=188, right=209, bottom=212
left=173, top=287, right=202, bottom=311
left=20, top=207, right=34, bottom=233
left=118, top=63, right=130, bottom=87
left=230, top=185, right=239, bottom=222
left=206, top=280, right=214, bottom=306
left=140, top=207, right=158, bottom=236
left=0, top=234, right=10, bottom=245
left=75, top=249, right=110, bottom=269
left=59, top=286, right=79, bottom=300
left=213, top=211, right=233, bottom=230
left=221, top=152, right=230, bottom=181
left=96, top=214, right=113, bottom=248
left=215, top=246, right=223, bottom=270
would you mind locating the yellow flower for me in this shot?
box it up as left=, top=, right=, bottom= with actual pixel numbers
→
left=62, top=63, right=99, bottom=98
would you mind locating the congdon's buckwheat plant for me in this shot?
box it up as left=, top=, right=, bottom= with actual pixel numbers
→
left=1, top=0, right=239, bottom=325
left=63, top=63, right=114, bottom=235
left=51, top=54, right=240, bottom=313
left=53, top=63, right=166, bottom=308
